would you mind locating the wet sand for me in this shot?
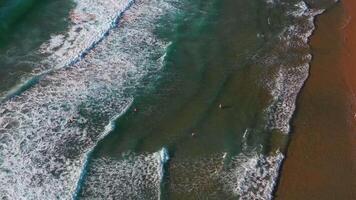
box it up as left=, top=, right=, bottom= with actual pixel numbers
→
left=341, top=0, right=356, bottom=132
left=276, top=2, right=356, bottom=199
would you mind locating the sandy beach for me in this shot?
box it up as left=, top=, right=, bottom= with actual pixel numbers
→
left=276, top=1, right=356, bottom=199
left=341, top=0, right=356, bottom=136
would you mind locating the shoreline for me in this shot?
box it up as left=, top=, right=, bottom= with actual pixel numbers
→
left=276, top=1, right=356, bottom=199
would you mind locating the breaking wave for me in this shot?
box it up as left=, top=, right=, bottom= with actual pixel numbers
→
left=0, top=0, right=177, bottom=198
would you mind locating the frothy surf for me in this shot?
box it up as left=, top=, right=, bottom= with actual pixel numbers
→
left=1, top=0, right=134, bottom=101
left=0, top=0, right=178, bottom=198
left=39, top=0, right=135, bottom=71
left=72, top=99, right=133, bottom=200
left=0, top=0, right=334, bottom=199
left=263, top=1, right=324, bottom=134
left=219, top=151, right=284, bottom=199
left=78, top=148, right=169, bottom=199
left=245, top=1, right=326, bottom=199
left=168, top=151, right=283, bottom=199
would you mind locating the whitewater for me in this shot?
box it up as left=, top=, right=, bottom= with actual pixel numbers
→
left=0, top=0, right=177, bottom=198
left=0, top=0, right=332, bottom=199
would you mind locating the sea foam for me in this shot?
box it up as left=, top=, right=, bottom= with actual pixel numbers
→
left=168, top=151, right=283, bottom=199
left=1, top=0, right=136, bottom=101
left=0, top=0, right=332, bottom=199
left=79, top=148, right=169, bottom=199
left=264, top=1, right=324, bottom=134
left=0, top=0, right=177, bottom=198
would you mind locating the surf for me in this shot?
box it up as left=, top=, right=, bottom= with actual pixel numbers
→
left=78, top=147, right=170, bottom=199
left=0, top=0, right=338, bottom=199
left=72, top=99, right=133, bottom=200
left=0, top=0, right=135, bottom=101
left=0, top=0, right=178, bottom=198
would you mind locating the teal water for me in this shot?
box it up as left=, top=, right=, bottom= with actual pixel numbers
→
left=82, top=0, right=283, bottom=198
left=96, top=0, right=268, bottom=155
left=0, top=0, right=337, bottom=199
left=0, top=0, right=73, bottom=95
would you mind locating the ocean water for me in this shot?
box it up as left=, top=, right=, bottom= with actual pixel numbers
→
left=0, top=0, right=74, bottom=97
left=0, top=0, right=336, bottom=199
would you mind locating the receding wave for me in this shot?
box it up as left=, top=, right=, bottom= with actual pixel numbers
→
left=263, top=1, right=324, bottom=134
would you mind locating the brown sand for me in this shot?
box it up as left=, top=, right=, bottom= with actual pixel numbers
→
left=341, top=0, right=356, bottom=128
left=275, top=2, right=356, bottom=199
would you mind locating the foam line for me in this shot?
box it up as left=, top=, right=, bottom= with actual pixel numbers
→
left=168, top=151, right=283, bottom=199
left=264, top=1, right=325, bottom=134
left=0, top=0, right=135, bottom=102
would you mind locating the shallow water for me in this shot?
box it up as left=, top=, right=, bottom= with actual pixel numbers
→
left=0, top=0, right=337, bottom=199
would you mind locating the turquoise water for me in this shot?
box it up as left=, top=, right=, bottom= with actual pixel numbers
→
left=0, top=0, right=337, bottom=199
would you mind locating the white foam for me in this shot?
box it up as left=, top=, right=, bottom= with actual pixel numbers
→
left=288, top=1, right=309, bottom=17
left=264, top=1, right=324, bottom=134
left=218, top=151, right=284, bottom=199
left=39, top=0, right=135, bottom=71
left=283, top=2, right=324, bottom=45
left=0, top=0, right=179, bottom=198
left=72, top=99, right=133, bottom=200
left=79, top=148, right=169, bottom=199
left=0, top=0, right=136, bottom=102
left=266, top=63, right=310, bottom=134
left=169, top=151, right=283, bottom=199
